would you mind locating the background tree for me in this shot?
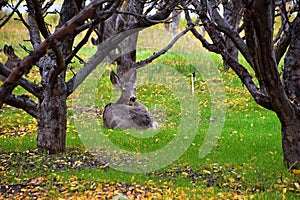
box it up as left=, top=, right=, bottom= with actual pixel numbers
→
left=0, top=0, right=182, bottom=153
left=184, top=0, right=300, bottom=168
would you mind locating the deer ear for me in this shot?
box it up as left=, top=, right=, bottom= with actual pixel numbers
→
left=110, top=70, right=120, bottom=86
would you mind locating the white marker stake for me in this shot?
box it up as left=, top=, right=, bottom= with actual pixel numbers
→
left=191, top=72, right=195, bottom=95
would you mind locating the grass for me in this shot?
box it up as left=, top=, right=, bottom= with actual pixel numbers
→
left=0, top=15, right=300, bottom=199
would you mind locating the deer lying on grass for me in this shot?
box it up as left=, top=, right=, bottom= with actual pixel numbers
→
left=0, top=45, right=21, bottom=81
left=103, top=70, right=158, bottom=130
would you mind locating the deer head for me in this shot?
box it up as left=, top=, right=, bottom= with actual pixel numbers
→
left=4, top=45, right=20, bottom=69
left=110, top=70, right=137, bottom=106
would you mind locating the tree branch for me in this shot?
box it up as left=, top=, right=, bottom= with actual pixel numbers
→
left=50, top=0, right=122, bottom=87
left=14, top=8, right=30, bottom=30
left=65, top=23, right=96, bottom=65
left=0, top=0, right=23, bottom=29
left=275, top=18, right=293, bottom=63
left=4, top=94, right=38, bottom=118
left=31, top=0, right=51, bottom=39
left=133, top=19, right=198, bottom=69
left=0, top=63, right=42, bottom=98
left=207, top=0, right=254, bottom=67
left=191, top=0, right=273, bottom=110
left=26, top=0, right=42, bottom=50
left=183, top=6, right=220, bottom=53
left=224, top=51, right=273, bottom=110
left=30, top=0, right=65, bottom=88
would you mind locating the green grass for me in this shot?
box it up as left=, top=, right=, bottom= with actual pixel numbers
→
left=1, top=19, right=300, bottom=199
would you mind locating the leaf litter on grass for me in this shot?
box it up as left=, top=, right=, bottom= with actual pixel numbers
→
left=1, top=149, right=300, bottom=199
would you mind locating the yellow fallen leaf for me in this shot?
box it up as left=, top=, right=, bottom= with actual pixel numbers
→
left=283, top=188, right=287, bottom=194
left=131, top=176, right=135, bottom=183
left=228, top=177, right=235, bottom=183
left=181, top=172, right=188, bottom=177
left=292, top=169, right=300, bottom=174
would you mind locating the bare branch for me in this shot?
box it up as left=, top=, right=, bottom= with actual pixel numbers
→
left=183, top=6, right=220, bottom=53
left=26, top=0, right=43, bottom=50
left=0, top=0, right=23, bottom=29
left=65, top=24, right=95, bottom=65
left=275, top=23, right=292, bottom=64
left=14, top=9, right=30, bottom=30
left=133, top=19, right=198, bottom=69
left=0, top=63, right=42, bottom=98
left=30, top=0, right=65, bottom=88
left=50, top=0, right=122, bottom=87
left=42, top=0, right=56, bottom=14
left=207, top=0, right=254, bottom=67
left=31, top=0, right=51, bottom=39
left=4, top=94, right=38, bottom=118
left=252, top=0, right=293, bottom=122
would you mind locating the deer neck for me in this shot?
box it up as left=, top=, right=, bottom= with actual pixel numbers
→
left=116, top=97, right=135, bottom=106
left=116, top=98, right=126, bottom=104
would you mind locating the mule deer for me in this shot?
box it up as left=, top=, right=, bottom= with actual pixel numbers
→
left=103, top=70, right=158, bottom=130
left=0, top=45, right=21, bottom=81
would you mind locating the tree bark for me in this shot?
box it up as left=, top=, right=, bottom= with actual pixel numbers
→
left=281, top=15, right=300, bottom=168
left=282, top=118, right=300, bottom=168
left=37, top=58, right=67, bottom=153
left=283, top=15, right=300, bottom=105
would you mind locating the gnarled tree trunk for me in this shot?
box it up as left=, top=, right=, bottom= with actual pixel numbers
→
left=37, top=64, right=67, bottom=153
left=282, top=15, right=300, bottom=167
left=282, top=120, right=300, bottom=168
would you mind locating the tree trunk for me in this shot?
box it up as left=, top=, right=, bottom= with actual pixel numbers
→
left=282, top=118, right=300, bottom=168
left=37, top=56, right=67, bottom=153
left=37, top=80, right=67, bottom=153
left=283, top=16, right=300, bottom=105
left=281, top=15, right=300, bottom=168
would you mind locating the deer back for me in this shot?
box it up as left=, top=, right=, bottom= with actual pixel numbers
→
left=103, top=101, right=157, bottom=130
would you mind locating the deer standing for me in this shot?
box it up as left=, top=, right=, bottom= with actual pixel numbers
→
left=0, top=45, right=21, bottom=81
left=103, top=70, right=158, bottom=130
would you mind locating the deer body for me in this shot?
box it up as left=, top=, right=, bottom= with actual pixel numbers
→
left=103, top=70, right=158, bottom=130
